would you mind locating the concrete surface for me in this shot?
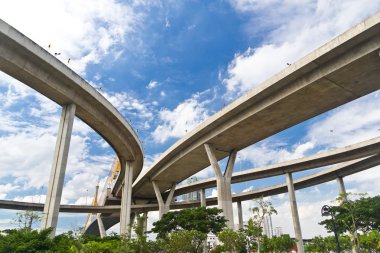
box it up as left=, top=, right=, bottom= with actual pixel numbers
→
left=286, top=173, right=304, bottom=253
left=173, top=136, right=380, bottom=198
left=0, top=19, right=143, bottom=196
left=133, top=13, right=380, bottom=201
left=84, top=154, right=380, bottom=234
left=41, top=104, right=76, bottom=236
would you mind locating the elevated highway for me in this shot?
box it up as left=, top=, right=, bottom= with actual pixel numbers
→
left=132, top=12, right=380, bottom=202
left=83, top=135, right=380, bottom=234
left=173, top=136, right=380, bottom=197
left=2, top=12, right=380, bottom=246
left=0, top=19, right=143, bottom=235
left=2, top=151, right=380, bottom=234
left=84, top=154, right=380, bottom=235
left=0, top=19, right=143, bottom=190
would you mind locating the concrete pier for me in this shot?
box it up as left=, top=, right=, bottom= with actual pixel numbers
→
left=97, top=214, right=106, bottom=238
left=152, top=181, right=176, bottom=218
left=41, top=104, right=76, bottom=236
left=143, top=212, right=148, bottom=233
left=286, top=172, right=304, bottom=253
left=200, top=188, right=206, bottom=207
left=237, top=201, right=243, bottom=229
left=337, top=176, right=347, bottom=200
left=204, top=144, right=236, bottom=229
left=120, top=161, right=134, bottom=238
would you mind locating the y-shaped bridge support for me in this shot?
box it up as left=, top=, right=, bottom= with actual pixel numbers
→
left=152, top=181, right=176, bottom=218
left=204, top=144, right=237, bottom=229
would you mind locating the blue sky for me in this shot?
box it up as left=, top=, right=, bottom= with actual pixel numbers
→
left=1, top=0, right=380, bottom=238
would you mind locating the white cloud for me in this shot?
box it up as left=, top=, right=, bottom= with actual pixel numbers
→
left=239, top=140, right=314, bottom=167
left=14, top=194, right=47, bottom=204
left=165, top=17, right=171, bottom=28
left=225, top=0, right=380, bottom=97
left=147, top=80, right=158, bottom=89
left=152, top=94, right=211, bottom=143
left=0, top=132, right=56, bottom=189
left=210, top=189, right=218, bottom=198
left=344, top=166, right=380, bottom=196
left=0, top=184, right=19, bottom=199
left=102, top=91, right=153, bottom=119
left=192, top=166, right=214, bottom=180
left=307, top=92, right=380, bottom=149
left=0, top=0, right=139, bottom=75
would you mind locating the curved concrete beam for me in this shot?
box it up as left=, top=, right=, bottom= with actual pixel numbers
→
left=84, top=154, right=380, bottom=234
left=3, top=154, right=379, bottom=234
left=173, top=136, right=380, bottom=197
left=133, top=13, right=380, bottom=199
left=0, top=19, right=143, bottom=194
left=0, top=200, right=121, bottom=213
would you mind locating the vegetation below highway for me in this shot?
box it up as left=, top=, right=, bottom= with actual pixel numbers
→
left=1, top=194, right=380, bottom=252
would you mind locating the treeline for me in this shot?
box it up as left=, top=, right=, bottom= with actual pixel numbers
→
left=0, top=203, right=294, bottom=253
left=2, top=194, right=380, bottom=252
left=306, top=194, right=380, bottom=252
left=307, top=231, right=380, bottom=252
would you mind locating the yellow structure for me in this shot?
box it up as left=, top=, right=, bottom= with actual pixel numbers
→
left=84, top=158, right=120, bottom=229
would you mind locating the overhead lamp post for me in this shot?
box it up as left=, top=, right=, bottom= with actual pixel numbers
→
left=321, top=205, right=341, bottom=253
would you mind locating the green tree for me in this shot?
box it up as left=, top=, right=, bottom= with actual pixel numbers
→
left=217, top=228, right=246, bottom=253
left=360, top=230, right=380, bottom=252
left=152, top=207, right=227, bottom=239
left=354, top=196, right=380, bottom=232
left=0, top=228, right=54, bottom=253
left=13, top=210, right=41, bottom=230
left=244, top=218, right=261, bottom=251
left=126, top=214, right=152, bottom=253
left=165, top=230, right=207, bottom=253
left=51, top=231, right=81, bottom=252
left=306, top=235, right=352, bottom=253
left=267, top=234, right=295, bottom=253
left=306, top=236, right=329, bottom=253
left=244, top=197, right=277, bottom=252
left=319, top=193, right=380, bottom=251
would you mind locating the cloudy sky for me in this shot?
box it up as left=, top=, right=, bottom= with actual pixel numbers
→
left=1, top=0, right=380, bottom=239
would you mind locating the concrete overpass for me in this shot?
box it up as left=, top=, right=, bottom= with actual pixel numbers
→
left=0, top=19, right=143, bottom=236
left=82, top=135, right=380, bottom=235
left=89, top=135, right=380, bottom=203
left=173, top=136, right=380, bottom=197
left=2, top=149, right=380, bottom=237
left=127, top=13, right=380, bottom=251
left=83, top=154, right=380, bottom=235
left=132, top=12, right=380, bottom=201
left=2, top=12, right=380, bottom=251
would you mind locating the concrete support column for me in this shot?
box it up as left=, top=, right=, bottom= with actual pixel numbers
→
left=200, top=189, right=208, bottom=253
left=129, top=212, right=136, bottom=237
left=97, top=214, right=106, bottom=238
left=286, top=173, right=304, bottom=253
left=237, top=200, right=243, bottom=229
left=152, top=181, right=176, bottom=218
left=143, top=212, right=148, bottom=233
left=120, top=160, right=134, bottom=238
left=337, top=176, right=347, bottom=200
left=136, top=212, right=143, bottom=229
left=204, top=144, right=237, bottom=229
left=200, top=188, right=206, bottom=207
left=41, top=104, right=76, bottom=236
